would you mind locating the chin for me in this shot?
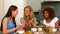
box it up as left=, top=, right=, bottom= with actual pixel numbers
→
left=45, top=17, right=48, bottom=18
left=13, top=16, right=16, bottom=18
left=25, top=15, right=29, bottom=16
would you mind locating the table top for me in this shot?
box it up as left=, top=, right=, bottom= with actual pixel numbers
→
left=16, top=31, right=60, bottom=34
left=43, top=31, right=60, bottom=34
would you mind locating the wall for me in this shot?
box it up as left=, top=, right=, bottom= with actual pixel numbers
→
left=44, top=0, right=60, bottom=1
left=4, top=0, right=26, bottom=25
left=26, top=0, right=41, bottom=12
left=52, top=0, right=60, bottom=1
left=0, top=0, right=42, bottom=26
left=41, top=1, right=60, bottom=19
left=0, top=0, right=4, bottom=27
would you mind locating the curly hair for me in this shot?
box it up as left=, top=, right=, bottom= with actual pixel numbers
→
left=43, top=7, right=56, bottom=19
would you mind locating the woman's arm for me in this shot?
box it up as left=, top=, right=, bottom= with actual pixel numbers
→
left=43, top=24, right=49, bottom=32
left=55, top=20, right=59, bottom=28
left=28, top=18, right=36, bottom=27
left=3, top=18, right=20, bottom=34
left=43, top=24, right=46, bottom=31
left=29, top=18, right=34, bottom=24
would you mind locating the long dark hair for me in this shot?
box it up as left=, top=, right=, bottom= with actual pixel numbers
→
left=1, top=5, right=17, bottom=31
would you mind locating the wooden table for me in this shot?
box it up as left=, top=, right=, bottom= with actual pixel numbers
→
left=43, top=31, right=60, bottom=34
left=16, top=31, right=60, bottom=34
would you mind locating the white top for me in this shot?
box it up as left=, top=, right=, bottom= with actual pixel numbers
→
left=43, top=17, right=59, bottom=28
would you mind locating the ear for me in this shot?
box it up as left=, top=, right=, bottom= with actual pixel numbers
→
left=12, top=10, right=14, bottom=13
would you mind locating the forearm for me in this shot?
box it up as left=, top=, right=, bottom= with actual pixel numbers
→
left=3, top=28, right=17, bottom=34
left=55, top=22, right=59, bottom=28
left=43, top=25, right=46, bottom=31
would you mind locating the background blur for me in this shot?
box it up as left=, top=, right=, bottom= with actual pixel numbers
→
left=0, top=0, right=60, bottom=27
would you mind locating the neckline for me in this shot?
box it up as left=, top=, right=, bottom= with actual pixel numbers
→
left=45, top=17, right=56, bottom=24
left=7, top=18, right=14, bottom=24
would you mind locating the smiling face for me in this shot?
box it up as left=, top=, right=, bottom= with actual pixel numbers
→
left=12, top=9, right=18, bottom=17
left=43, top=7, right=56, bottom=20
left=24, top=8, right=30, bottom=17
left=44, top=11, right=49, bottom=19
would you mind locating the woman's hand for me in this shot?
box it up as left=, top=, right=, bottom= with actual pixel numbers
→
left=22, top=20, right=26, bottom=27
left=28, top=18, right=36, bottom=28
left=16, top=22, right=26, bottom=30
left=55, top=20, right=60, bottom=28
left=16, top=25, right=21, bottom=30
left=28, top=18, right=34, bottom=25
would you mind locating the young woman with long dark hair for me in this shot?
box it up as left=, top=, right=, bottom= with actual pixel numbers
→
left=1, top=5, right=21, bottom=34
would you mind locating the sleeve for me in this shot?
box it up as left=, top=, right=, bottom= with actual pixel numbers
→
left=43, top=19, right=46, bottom=25
left=34, top=18, right=38, bottom=26
left=20, top=17, right=24, bottom=24
left=53, top=17, right=59, bottom=23
left=55, top=17, right=59, bottom=22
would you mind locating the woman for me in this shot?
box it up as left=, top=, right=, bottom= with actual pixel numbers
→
left=20, top=6, right=37, bottom=30
left=42, top=7, right=59, bottom=30
left=1, top=5, right=21, bottom=34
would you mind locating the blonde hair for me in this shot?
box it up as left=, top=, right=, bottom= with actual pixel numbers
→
left=24, top=6, right=34, bottom=21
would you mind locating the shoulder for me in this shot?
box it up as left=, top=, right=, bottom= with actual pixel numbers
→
left=52, top=17, right=59, bottom=23
left=53, top=17, right=59, bottom=22
left=43, top=19, right=46, bottom=24
left=3, top=17, right=8, bottom=21
left=3, top=17, right=8, bottom=24
left=20, top=17, right=24, bottom=20
left=54, top=17, right=59, bottom=20
left=43, top=19, right=45, bottom=22
left=20, top=17, right=24, bottom=23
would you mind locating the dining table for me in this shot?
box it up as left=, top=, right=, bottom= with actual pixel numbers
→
left=16, top=30, right=60, bottom=34
left=16, top=25, right=60, bottom=34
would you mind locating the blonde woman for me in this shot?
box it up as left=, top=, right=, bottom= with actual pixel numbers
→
left=20, top=6, right=37, bottom=30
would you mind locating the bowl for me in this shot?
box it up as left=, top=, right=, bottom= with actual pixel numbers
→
left=38, top=28, right=42, bottom=31
left=17, top=30, right=25, bottom=34
left=34, top=32, right=40, bottom=34
left=52, top=28, right=57, bottom=32
left=31, top=28, right=37, bottom=32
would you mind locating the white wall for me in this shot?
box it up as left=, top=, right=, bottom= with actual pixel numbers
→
left=0, top=0, right=4, bottom=27
left=4, top=0, right=26, bottom=25
left=52, top=0, right=60, bottom=1
left=44, top=0, right=60, bottom=1
left=26, top=0, right=41, bottom=12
